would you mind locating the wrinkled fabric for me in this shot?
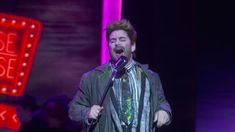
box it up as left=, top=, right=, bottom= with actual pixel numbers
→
left=69, top=62, right=172, bottom=132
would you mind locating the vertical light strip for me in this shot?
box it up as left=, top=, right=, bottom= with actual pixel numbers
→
left=101, top=0, right=122, bottom=64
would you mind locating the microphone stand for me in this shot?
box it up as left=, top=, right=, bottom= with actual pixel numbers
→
left=88, top=56, right=127, bottom=132
left=98, top=69, right=117, bottom=106
left=87, top=69, right=117, bottom=132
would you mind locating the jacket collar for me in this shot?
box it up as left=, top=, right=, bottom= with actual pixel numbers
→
left=95, top=61, right=149, bottom=73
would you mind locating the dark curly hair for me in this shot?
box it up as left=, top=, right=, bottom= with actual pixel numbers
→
left=106, top=19, right=137, bottom=45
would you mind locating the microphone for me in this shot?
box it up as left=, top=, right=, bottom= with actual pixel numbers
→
left=113, top=56, right=128, bottom=71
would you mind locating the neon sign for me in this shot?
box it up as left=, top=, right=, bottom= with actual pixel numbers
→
left=0, top=13, right=42, bottom=96
left=0, top=31, right=18, bottom=80
left=0, top=104, right=20, bottom=131
left=0, top=13, right=43, bottom=131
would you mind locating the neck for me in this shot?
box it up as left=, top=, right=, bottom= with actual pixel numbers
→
left=125, top=57, right=135, bottom=70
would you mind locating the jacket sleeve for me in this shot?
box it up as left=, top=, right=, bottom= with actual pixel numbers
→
left=155, top=73, right=172, bottom=124
left=156, top=74, right=171, bottom=113
left=68, top=73, right=91, bottom=122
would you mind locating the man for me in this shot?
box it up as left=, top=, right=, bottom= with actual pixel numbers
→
left=69, top=19, right=171, bottom=132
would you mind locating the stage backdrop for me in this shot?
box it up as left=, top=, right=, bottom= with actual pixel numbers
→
left=0, top=0, right=102, bottom=104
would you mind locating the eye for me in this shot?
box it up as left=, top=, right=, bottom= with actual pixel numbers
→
left=109, top=39, right=116, bottom=44
left=119, top=37, right=126, bottom=42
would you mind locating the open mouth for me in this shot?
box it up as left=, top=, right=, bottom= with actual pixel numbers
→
left=114, top=47, right=124, bottom=54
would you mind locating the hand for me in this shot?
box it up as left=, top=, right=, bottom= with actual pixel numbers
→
left=154, top=110, right=170, bottom=128
left=88, top=105, right=103, bottom=119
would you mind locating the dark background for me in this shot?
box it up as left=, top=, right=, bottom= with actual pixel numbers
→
left=195, top=0, right=235, bottom=131
left=122, top=0, right=196, bottom=131
left=122, top=0, right=235, bottom=132
left=1, top=0, right=235, bottom=132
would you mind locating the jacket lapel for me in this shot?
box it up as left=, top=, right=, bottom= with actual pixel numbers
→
left=95, top=63, right=112, bottom=103
left=94, top=62, right=152, bottom=131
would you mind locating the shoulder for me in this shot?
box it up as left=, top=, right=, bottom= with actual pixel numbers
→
left=135, top=61, right=160, bottom=78
left=147, top=69, right=160, bottom=78
left=81, top=63, right=110, bottom=79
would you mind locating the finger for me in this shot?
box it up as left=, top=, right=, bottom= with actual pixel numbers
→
left=89, top=106, right=99, bottom=119
left=161, top=113, right=169, bottom=124
left=95, top=109, right=101, bottom=116
left=95, top=108, right=103, bottom=117
left=94, top=107, right=100, bottom=113
left=97, top=106, right=104, bottom=111
left=156, top=114, right=164, bottom=127
left=89, top=105, right=103, bottom=119
left=100, top=106, right=104, bottom=110
left=92, top=113, right=100, bottom=119
left=157, top=115, right=168, bottom=127
left=157, top=121, right=163, bottom=128
left=163, top=115, right=168, bottom=123
left=154, top=112, right=159, bottom=122
left=94, top=113, right=99, bottom=119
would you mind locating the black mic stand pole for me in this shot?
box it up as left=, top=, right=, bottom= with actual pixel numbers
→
left=87, top=69, right=117, bottom=132
left=88, top=56, right=127, bottom=132
left=98, top=69, right=117, bottom=106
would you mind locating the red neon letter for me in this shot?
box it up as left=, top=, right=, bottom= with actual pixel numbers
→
left=6, top=33, right=17, bottom=54
left=0, top=31, right=5, bottom=51
left=0, top=57, right=6, bottom=77
left=7, top=58, right=16, bottom=79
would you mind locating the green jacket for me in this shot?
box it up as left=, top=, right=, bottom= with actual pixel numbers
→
left=69, top=62, right=171, bottom=132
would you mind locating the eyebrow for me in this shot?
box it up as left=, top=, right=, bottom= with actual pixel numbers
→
left=110, top=36, right=127, bottom=40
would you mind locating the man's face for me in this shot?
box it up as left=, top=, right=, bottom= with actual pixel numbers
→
left=108, top=29, right=136, bottom=62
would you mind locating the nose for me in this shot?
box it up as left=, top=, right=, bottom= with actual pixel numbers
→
left=115, top=39, right=121, bottom=46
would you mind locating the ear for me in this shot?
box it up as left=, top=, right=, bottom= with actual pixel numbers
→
left=131, top=42, right=136, bottom=52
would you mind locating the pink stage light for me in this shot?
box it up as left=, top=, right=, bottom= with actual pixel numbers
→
left=101, top=0, right=122, bottom=64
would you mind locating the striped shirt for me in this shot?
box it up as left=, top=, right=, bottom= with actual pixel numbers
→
left=112, top=60, right=150, bottom=131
